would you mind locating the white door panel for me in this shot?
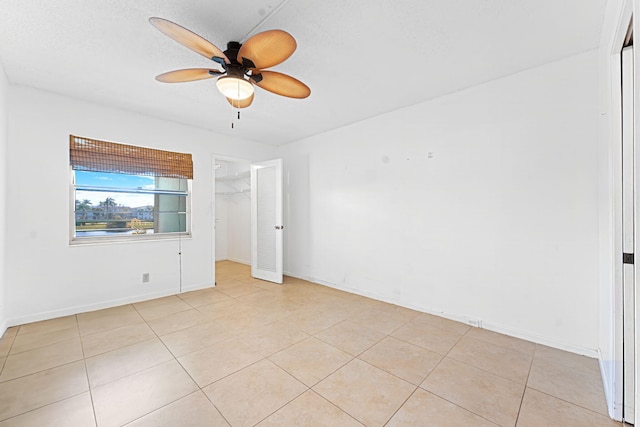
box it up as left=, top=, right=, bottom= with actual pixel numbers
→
left=251, top=159, right=283, bottom=283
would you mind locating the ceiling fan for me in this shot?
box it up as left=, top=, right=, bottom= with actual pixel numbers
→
left=149, top=17, right=310, bottom=109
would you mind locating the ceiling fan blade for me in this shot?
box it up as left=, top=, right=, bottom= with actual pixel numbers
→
left=226, top=93, right=254, bottom=109
left=237, top=30, right=296, bottom=70
left=149, top=17, right=230, bottom=64
left=254, top=71, right=310, bottom=99
left=155, top=68, right=222, bottom=83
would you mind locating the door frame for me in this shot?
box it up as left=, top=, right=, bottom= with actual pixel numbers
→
left=609, top=0, right=637, bottom=421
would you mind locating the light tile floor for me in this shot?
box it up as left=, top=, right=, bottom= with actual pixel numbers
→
left=0, top=261, right=624, bottom=426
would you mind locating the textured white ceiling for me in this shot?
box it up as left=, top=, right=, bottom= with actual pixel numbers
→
left=0, top=0, right=608, bottom=145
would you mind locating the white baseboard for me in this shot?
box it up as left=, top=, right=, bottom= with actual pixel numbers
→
left=0, top=320, right=7, bottom=339
left=6, top=283, right=214, bottom=328
left=283, top=270, right=601, bottom=359
left=598, top=348, right=622, bottom=421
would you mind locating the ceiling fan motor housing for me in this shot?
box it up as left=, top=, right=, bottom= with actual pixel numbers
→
left=224, top=42, right=242, bottom=66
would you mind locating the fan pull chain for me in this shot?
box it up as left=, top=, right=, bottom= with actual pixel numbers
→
left=231, top=108, right=241, bottom=129
left=231, top=102, right=235, bottom=129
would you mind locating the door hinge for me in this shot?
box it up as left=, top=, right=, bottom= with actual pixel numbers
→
left=623, top=253, right=634, bottom=264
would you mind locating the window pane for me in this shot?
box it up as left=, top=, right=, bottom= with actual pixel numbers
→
left=74, top=190, right=187, bottom=237
left=155, top=212, right=187, bottom=233
left=76, top=171, right=187, bottom=192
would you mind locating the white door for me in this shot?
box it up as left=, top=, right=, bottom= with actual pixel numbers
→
left=622, top=45, right=635, bottom=424
left=251, top=159, right=283, bottom=283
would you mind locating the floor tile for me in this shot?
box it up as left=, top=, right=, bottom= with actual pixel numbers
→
left=86, top=338, right=174, bottom=388
left=10, top=326, right=80, bottom=355
left=387, top=388, right=498, bottom=427
left=448, top=335, right=532, bottom=384
left=126, top=391, right=229, bottom=427
left=0, top=328, right=17, bottom=357
left=315, top=320, right=386, bottom=356
left=92, top=360, right=197, bottom=427
left=81, top=322, right=156, bottom=358
left=365, top=301, right=422, bottom=322
left=160, top=320, right=246, bottom=358
left=213, top=278, right=247, bottom=289
left=77, top=305, right=144, bottom=336
left=177, top=338, right=264, bottom=387
left=269, top=337, right=353, bottom=386
left=281, top=308, right=348, bottom=335
left=359, top=336, right=442, bottom=385
left=133, top=295, right=192, bottom=321
left=412, top=313, right=471, bottom=335
left=239, top=320, right=309, bottom=356
left=178, top=288, right=232, bottom=307
left=392, top=320, right=464, bottom=355
left=465, top=327, right=536, bottom=355
left=146, top=308, right=209, bottom=336
left=421, top=357, right=524, bottom=427
left=195, top=298, right=247, bottom=319
left=216, top=283, right=263, bottom=298
left=516, top=387, right=621, bottom=427
left=0, top=361, right=88, bottom=421
left=16, top=316, right=78, bottom=336
left=348, top=308, right=409, bottom=334
left=203, top=359, right=307, bottom=427
left=0, top=338, right=83, bottom=382
left=256, top=390, right=363, bottom=427
left=0, top=392, right=95, bottom=427
left=313, top=358, right=415, bottom=427
left=527, top=351, right=609, bottom=416
left=534, top=344, right=600, bottom=374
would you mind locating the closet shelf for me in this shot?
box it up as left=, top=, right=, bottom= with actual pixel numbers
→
left=215, top=189, right=251, bottom=196
left=215, top=171, right=250, bottom=182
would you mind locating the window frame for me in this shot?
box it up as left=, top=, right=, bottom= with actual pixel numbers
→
left=69, top=167, right=192, bottom=245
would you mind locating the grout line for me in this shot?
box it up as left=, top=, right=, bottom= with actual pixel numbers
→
left=306, top=389, right=365, bottom=426
left=77, top=314, right=99, bottom=427
left=0, top=390, right=91, bottom=424
left=200, top=389, right=234, bottom=426
left=381, top=385, right=420, bottom=426
left=525, top=385, right=615, bottom=419
left=513, top=342, right=537, bottom=426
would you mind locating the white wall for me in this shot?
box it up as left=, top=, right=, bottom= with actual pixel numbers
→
left=226, top=161, right=251, bottom=264
left=279, top=50, right=601, bottom=355
left=0, top=61, right=8, bottom=334
left=5, top=86, right=275, bottom=325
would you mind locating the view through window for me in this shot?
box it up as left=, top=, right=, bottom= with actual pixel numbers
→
left=74, top=171, right=188, bottom=238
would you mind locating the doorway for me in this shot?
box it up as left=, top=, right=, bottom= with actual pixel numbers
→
left=214, top=159, right=252, bottom=265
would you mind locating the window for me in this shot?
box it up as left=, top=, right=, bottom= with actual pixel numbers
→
left=69, top=135, right=193, bottom=242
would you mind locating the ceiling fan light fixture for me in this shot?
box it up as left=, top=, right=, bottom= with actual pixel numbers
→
left=216, top=76, right=254, bottom=101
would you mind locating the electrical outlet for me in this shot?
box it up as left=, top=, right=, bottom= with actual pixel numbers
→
left=142, top=273, right=150, bottom=283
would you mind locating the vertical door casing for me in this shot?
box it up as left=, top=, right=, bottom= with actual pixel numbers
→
left=622, top=45, right=635, bottom=424
left=251, top=159, right=283, bottom=283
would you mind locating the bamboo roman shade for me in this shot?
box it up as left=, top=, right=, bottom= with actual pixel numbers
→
left=69, top=135, right=193, bottom=179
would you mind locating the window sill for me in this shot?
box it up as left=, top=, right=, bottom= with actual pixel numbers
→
left=69, top=233, right=192, bottom=246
